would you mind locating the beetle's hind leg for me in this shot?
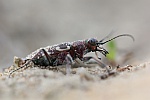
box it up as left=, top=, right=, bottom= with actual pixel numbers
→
left=9, top=60, right=33, bottom=78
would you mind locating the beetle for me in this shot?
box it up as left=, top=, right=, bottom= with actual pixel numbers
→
left=9, top=34, right=134, bottom=77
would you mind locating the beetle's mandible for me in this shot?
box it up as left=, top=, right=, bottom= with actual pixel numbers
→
left=9, top=34, right=134, bottom=77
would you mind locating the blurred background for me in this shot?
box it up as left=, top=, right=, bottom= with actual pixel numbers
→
left=0, top=0, right=150, bottom=69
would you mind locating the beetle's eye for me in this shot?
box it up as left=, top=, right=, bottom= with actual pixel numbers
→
left=88, top=38, right=98, bottom=46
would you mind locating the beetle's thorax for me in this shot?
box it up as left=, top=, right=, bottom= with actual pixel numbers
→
left=69, top=40, right=92, bottom=60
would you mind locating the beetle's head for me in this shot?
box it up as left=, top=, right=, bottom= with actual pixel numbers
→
left=86, top=38, right=109, bottom=56
left=86, top=34, right=134, bottom=57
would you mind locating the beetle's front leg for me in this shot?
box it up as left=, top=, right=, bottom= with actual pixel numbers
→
left=72, top=56, right=103, bottom=68
left=82, top=57, right=93, bottom=62
left=83, top=56, right=106, bottom=68
left=82, top=56, right=112, bottom=73
left=65, top=54, right=74, bottom=75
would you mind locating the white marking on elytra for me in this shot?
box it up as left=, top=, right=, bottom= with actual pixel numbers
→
left=55, top=46, right=70, bottom=51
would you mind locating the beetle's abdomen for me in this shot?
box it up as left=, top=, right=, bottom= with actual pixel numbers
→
left=30, top=49, right=52, bottom=66
left=32, top=56, right=52, bottom=66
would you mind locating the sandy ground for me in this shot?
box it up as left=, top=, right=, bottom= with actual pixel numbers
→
left=0, top=62, right=149, bottom=100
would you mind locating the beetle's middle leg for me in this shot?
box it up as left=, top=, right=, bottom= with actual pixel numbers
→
left=65, top=54, right=74, bottom=75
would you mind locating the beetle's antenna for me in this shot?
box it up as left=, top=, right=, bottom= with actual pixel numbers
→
left=9, top=60, right=32, bottom=78
left=99, top=34, right=134, bottom=45
left=99, top=30, right=116, bottom=42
